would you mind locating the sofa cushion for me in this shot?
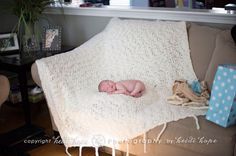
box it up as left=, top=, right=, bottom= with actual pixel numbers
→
left=31, top=63, right=42, bottom=87
left=205, top=30, right=236, bottom=89
left=188, top=23, right=221, bottom=81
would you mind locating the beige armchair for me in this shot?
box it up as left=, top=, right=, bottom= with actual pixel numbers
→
left=0, top=75, right=10, bottom=106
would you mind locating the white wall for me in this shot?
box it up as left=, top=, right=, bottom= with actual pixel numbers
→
left=0, top=14, right=111, bottom=47
left=0, top=14, right=18, bottom=34
left=0, top=14, right=233, bottom=48
left=131, top=0, right=149, bottom=7
left=45, top=15, right=111, bottom=46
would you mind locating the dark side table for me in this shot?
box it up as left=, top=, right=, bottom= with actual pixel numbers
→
left=0, top=46, right=75, bottom=155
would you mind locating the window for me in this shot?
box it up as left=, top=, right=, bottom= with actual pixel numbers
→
left=71, top=0, right=83, bottom=5
left=71, top=0, right=131, bottom=6
left=110, top=0, right=130, bottom=6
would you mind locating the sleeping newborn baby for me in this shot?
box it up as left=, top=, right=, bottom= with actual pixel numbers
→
left=98, top=80, right=145, bottom=98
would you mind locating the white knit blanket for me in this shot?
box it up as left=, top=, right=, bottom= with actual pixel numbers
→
left=36, top=18, right=206, bottom=152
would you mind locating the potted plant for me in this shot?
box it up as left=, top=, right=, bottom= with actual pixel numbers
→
left=2, top=0, right=63, bottom=53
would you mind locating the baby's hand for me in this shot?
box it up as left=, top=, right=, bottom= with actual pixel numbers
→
left=123, top=91, right=131, bottom=95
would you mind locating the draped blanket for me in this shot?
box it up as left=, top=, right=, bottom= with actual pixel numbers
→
left=36, top=18, right=206, bottom=152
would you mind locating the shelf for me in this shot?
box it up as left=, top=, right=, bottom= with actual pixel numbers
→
left=44, top=5, right=236, bottom=24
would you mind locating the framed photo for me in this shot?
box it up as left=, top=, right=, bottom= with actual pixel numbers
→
left=0, top=33, right=19, bottom=52
left=42, top=26, right=62, bottom=51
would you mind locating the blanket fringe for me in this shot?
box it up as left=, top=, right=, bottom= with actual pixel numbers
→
left=143, top=132, right=147, bottom=153
left=126, top=142, right=129, bottom=156
left=65, top=147, right=72, bottom=156
left=95, top=147, right=99, bottom=156
left=157, top=123, right=167, bottom=141
left=79, top=146, right=83, bottom=156
left=192, top=115, right=200, bottom=130
left=112, top=144, right=116, bottom=156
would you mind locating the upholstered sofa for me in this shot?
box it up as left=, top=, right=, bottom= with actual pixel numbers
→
left=31, top=22, right=236, bottom=156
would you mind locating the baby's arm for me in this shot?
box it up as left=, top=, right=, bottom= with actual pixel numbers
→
left=112, top=83, right=130, bottom=95
left=112, top=90, right=130, bottom=95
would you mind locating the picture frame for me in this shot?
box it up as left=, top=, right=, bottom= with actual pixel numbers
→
left=0, top=33, right=19, bottom=52
left=42, top=26, right=62, bottom=51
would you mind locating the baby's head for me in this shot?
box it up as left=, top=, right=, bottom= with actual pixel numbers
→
left=98, top=80, right=116, bottom=93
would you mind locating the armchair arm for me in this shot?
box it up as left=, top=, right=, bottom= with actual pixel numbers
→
left=0, top=75, right=10, bottom=106
left=31, top=63, right=42, bottom=87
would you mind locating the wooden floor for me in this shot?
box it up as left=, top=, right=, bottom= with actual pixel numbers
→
left=0, top=101, right=111, bottom=156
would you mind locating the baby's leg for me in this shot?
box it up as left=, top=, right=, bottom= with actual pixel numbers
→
left=133, top=92, right=143, bottom=98
left=130, top=83, right=143, bottom=97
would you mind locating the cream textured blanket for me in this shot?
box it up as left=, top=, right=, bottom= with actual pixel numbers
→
left=36, top=18, right=206, bottom=154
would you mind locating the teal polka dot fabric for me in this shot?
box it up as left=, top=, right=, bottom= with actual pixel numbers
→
left=206, top=65, right=236, bottom=127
